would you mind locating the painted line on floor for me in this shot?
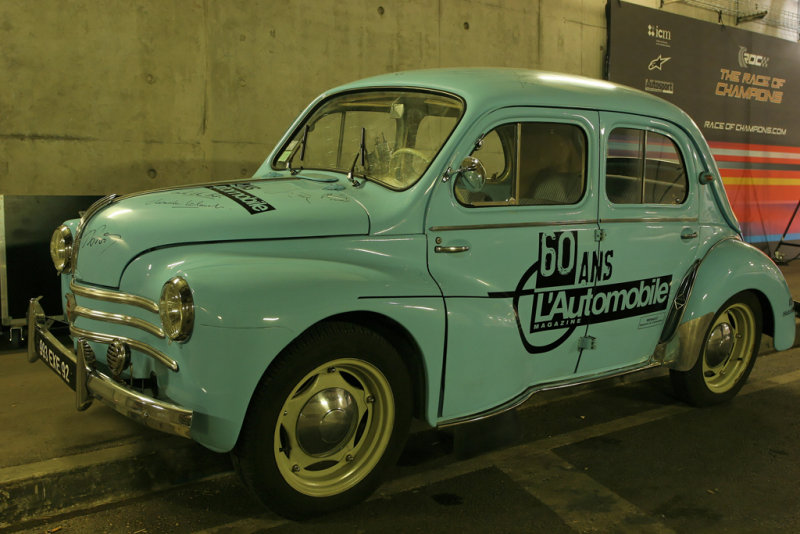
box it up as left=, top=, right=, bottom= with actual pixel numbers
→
left=499, top=449, right=677, bottom=534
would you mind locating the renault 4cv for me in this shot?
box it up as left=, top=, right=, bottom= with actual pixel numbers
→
left=29, top=69, right=798, bottom=518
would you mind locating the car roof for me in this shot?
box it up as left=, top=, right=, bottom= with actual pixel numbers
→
left=329, top=68, right=695, bottom=129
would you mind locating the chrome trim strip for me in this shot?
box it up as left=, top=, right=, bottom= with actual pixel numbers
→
left=73, top=305, right=165, bottom=339
left=429, top=220, right=596, bottom=232
left=438, top=361, right=662, bottom=428
left=114, top=176, right=299, bottom=204
left=70, top=279, right=159, bottom=314
left=600, top=217, right=698, bottom=224
left=69, top=325, right=179, bottom=372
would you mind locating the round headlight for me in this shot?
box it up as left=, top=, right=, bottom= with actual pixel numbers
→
left=50, top=225, right=73, bottom=273
left=159, top=277, right=194, bottom=342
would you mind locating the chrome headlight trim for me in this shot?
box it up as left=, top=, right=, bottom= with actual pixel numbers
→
left=159, top=277, right=194, bottom=342
left=50, top=225, right=74, bottom=273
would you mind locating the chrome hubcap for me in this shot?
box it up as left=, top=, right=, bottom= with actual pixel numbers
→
left=705, top=322, right=734, bottom=367
left=296, top=388, right=358, bottom=456
left=702, top=302, right=756, bottom=393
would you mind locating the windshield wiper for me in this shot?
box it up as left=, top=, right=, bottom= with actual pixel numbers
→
left=287, top=125, right=309, bottom=175
left=346, top=128, right=368, bottom=187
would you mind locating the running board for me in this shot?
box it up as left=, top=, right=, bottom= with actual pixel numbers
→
left=437, top=361, right=663, bottom=429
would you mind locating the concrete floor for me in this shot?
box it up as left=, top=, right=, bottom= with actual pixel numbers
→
left=4, top=346, right=800, bottom=534
left=1, top=260, right=799, bottom=533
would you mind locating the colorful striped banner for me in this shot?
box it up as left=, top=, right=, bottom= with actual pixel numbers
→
left=710, top=141, right=800, bottom=244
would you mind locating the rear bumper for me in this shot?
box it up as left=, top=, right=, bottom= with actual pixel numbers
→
left=27, top=297, right=193, bottom=439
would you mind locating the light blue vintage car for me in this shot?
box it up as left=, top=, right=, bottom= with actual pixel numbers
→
left=30, top=68, right=798, bottom=518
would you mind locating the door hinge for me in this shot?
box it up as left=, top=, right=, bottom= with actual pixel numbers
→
left=578, top=336, right=596, bottom=350
left=594, top=228, right=606, bottom=242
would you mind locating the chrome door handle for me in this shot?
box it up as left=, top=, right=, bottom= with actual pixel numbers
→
left=681, top=230, right=698, bottom=240
left=434, top=245, right=470, bottom=253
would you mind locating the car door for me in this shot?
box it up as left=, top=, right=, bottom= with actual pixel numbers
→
left=576, top=112, right=700, bottom=375
left=426, top=107, right=601, bottom=422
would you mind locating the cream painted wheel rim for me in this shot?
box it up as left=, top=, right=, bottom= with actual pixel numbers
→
left=274, top=358, right=395, bottom=497
left=702, top=302, right=756, bottom=393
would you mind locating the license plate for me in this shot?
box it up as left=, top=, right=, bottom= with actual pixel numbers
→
left=35, top=328, right=77, bottom=391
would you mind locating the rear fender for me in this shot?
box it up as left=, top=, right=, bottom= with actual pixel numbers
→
left=658, top=238, right=795, bottom=371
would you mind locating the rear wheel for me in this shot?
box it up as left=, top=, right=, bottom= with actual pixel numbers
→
left=234, top=322, right=412, bottom=519
left=670, top=292, right=761, bottom=406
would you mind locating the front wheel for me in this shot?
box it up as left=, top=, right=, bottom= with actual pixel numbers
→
left=670, top=292, right=761, bottom=406
left=234, top=322, right=412, bottom=519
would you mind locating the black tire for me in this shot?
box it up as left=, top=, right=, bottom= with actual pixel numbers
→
left=670, top=292, right=761, bottom=406
left=233, top=321, right=412, bottom=519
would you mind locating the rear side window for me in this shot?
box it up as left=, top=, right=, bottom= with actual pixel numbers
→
left=606, top=128, right=687, bottom=205
left=455, top=122, right=587, bottom=207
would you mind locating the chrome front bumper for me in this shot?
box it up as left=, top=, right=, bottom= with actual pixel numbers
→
left=27, top=297, right=193, bottom=439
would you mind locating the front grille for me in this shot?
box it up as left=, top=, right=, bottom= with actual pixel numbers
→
left=68, top=279, right=179, bottom=372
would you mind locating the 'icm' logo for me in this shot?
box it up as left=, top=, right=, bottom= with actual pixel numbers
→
left=647, top=24, right=671, bottom=41
left=738, top=46, right=769, bottom=68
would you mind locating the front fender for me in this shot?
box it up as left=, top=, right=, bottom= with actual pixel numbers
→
left=665, top=238, right=795, bottom=371
left=119, top=235, right=445, bottom=451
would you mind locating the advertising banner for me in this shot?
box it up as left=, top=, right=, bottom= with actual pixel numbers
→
left=607, top=0, right=800, bottom=246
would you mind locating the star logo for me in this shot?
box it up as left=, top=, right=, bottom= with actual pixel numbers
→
left=648, top=54, right=671, bottom=71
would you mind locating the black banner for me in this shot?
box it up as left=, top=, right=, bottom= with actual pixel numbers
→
left=607, top=1, right=800, bottom=145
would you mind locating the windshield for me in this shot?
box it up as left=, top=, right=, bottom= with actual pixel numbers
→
left=272, top=90, right=465, bottom=190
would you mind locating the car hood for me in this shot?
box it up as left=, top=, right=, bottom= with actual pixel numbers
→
left=74, top=178, right=369, bottom=287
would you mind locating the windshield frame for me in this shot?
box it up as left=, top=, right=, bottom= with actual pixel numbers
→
left=271, top=87, right=466, bottom=191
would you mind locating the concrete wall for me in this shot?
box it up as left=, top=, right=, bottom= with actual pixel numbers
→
left=0, top=0, right=795, bottom=195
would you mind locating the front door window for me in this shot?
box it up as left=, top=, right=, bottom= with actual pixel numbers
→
left=455, top=122, right=587, bottom=207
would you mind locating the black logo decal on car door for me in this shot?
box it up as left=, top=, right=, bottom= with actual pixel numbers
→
left=490, top=231, right=672, bottom=354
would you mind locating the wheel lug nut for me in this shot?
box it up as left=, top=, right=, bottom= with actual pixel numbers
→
left=346, top=455, right=354, bottom=462
left=366, top=395, right=375, bottom=403
left=292, top=464, right=300, bottom=472
left=327, top=367, right=336, bottom=373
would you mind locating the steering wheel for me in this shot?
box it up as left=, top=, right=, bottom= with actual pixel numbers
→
left=387, top=148, right=431, bottom=184
left=389, top=148, right=431, bottom=168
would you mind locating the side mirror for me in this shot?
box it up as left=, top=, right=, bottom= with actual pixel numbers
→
left=454, top=157, right=487, bottom=192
